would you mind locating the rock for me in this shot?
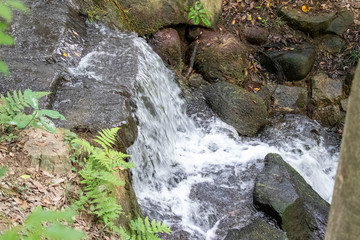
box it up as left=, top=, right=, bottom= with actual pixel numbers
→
left=23, top=128, right=72, bottom=174
left=188, top=73, right=207, bottom=88
left=280, top=7, right=353, bottom=36
left=194, top=31, right=248, bottom=84
left=268, top=84, right=308, bottom=113
left=326, top=10, right=354, bottom=35
left=244, top=27, right=269, bottom=45
left=224, top=218, right=287, bottom=240
left=254, top=153, right=330, bottom=240
left=116, top=0, right=222, bottom=35
left=312, top=105, right=341, bottom=127
left=149, top=28, right=183, bottom=73
left=319, top=35, right=346, bottom=53
left=203, top=82, right=268, bottom=137
left=261, top=43, right=316, bottom=81
left=280, top=6, right=335, bottom=36
left=311, top=73, right=343, bottom=105
left=340, top=98, right=349, bottom=112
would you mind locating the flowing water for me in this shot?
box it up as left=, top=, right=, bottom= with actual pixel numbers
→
left=65, top=25, right=340, bottom=240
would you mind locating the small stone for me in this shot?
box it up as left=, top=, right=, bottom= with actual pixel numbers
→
left=244, top=27, right=269, bottom=45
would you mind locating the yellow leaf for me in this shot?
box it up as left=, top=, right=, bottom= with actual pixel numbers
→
left=254, top=88, right=260, bottom=91
left=63, top=52, right=68, bottom=57
left=302, top=5, right=311, bottom=13
left=73, top=51, right=80, bottom=57
left=258, top=16, right=262, bottom=20
left=20, top=175, right=31, bottom=179
left=232, top=19, right=236, bottom=25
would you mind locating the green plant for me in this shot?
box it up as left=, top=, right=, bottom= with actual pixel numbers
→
left=0, top=89, right=65, bottom=134
left=274, top=16, right=284, bottom=29
left=0, top=132, right=17, bottom=142
left=0, top=0, right=28, bottom=76
left=71, top=127, right=134, bottom=227
left=348, top=47, right=360, bottom=66
left=0, top=206, right=85, bottom=240
left=116, top=217, right=171, bottom=240
left=188, top=1, right=212, bottom=27
left=0, top=166, right=8, bottom=178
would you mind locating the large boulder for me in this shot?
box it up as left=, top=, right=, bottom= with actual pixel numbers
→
left=243, top=26, right=269, bottom=45
left=194, top=31, right=248, bottom=84
left=116, top=0, right=222, bottom=35
left=224, top=218, right=287, bottom=240
left=254, top=153, right=330, bottom=240
left=203, top=82, right=268, bottom=137
left=312, top=105, right=341, bottom=127
left=268, top=84, right=308, bottom=113
left=149, top=28, right=183, bottom=73
left=280, top=7, right=353, bottom=36
left=260, top=43, right=316, bottom=81
left=311, top=73, right=343, bottom=106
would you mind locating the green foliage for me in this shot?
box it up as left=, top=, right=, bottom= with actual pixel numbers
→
left=0, top=89, right=65, bottom=134
left=72, top=127, right=134, bottom=227
left=124, top=217, right=171, bottom=240
left=0, top=165, right=8, bottom=177
left=0, top=132, right=17, bottom=142
left=188, top=1, right=212, bottom=27
left=0, top=206, right=85, bottom=240
left=348, top=46, right=360, bottom=66
left=0, top=0, right=28, bottom=76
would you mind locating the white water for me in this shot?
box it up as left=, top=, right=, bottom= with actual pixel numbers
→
left=66, top=25, right=339, bottom=239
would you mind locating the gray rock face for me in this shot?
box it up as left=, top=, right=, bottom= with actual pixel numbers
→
left=149, top=28, right=183, bottom=73
left=268, top=84, right=308, bottom=113
left=194, top=31, right=248, bottom=84
left=203, top=82, right=268, bottom=137
left=280, top=7, right=353, bottom=36
left=253, top=153, right=330, bottom=240
left=224, top=218, right=287, bottom=240
left=311, top=73, right=343, bottom=105
left=261, top=43, right=316, bottom=81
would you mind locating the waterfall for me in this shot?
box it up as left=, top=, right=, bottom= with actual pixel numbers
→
left=64, top=24, right=339, bottom=239
left=127, top=37, right=339, bottom=239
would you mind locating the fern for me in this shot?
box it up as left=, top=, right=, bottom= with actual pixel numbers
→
left=0, top=89, right=65, bottom=133
left=72, top=128, right=133, bottom=227
left=116, top=217, right=171, bottom=240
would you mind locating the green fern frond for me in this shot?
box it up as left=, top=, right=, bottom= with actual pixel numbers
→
left=94, top=171, right=125, bottom=186
left=72, top=139, right=95, bottom=155
left=129, top=217, right=171, bottom=240
left=94, top=127, right=119, bottom=151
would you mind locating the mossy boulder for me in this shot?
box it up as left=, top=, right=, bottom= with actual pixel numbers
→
left=224, top=218, right=287, bottom=240
left=312, top=105, right=341, bottom=127
left=116, top=0, right=222, bottom=35
left=311, top=72, right=343, bottom=106
left=268, top=84, right=308, bottom=113
left=203, top=82, right=268, bottom=137
left=149, top=28, right=183, bottom=73
left=253, top=153, right=330, bottom=240
left=194, top=31, right=248, bottom=84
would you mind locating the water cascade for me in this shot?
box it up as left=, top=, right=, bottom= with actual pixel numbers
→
left=127, top=37, right=340, bottom=239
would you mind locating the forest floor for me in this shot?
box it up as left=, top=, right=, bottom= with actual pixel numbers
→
left=0, top=0, right=359, bottom=239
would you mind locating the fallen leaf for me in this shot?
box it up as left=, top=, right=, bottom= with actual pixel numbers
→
left=63, top=52, right=68, bottom=57
left=73, top=51, right=80, bottom=57
left=20, top=175, right=31, bottom=179
left=301, top=5, right=311, bottom=13
left=72, top=30, right=79, bottom=36
left=232, top=19, right=236, bottom=25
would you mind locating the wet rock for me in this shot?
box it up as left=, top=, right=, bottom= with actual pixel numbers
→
left=244, top=27, right=269, bottom=45
left=149, top=28, right=183, bottom=73
left=117, top=0, right=222, bottom=35
left=194, top=31, right=248, bottom=84
left=188, top=73, right=207, bottom=88
left=312, top=105, right=341, bottom=127
left=280, top=7, right=353, bottom=36
left=311, top=73, right=342, bottom=105
left=254, top=153, right=330, bottom=240
left=203, top=82, right=268, bottom=137
left=224, top=218, right=287, bottom=240
left=256, top=86, right=272, bottom=111
left=261, top=43, right=316, bottom=81
left=319, top=35, right=346, bottom=53
left=23, top=128, right=71, bottom=174
left=268, top=84, right=308, bottom=113
left=340, top=98, right=349, bottom=112
left=326, top=10, right=354, bottom=35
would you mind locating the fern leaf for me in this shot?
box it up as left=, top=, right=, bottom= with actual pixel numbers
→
left=72, top=139, right=95, bottom=155
left=94, top=127, right=119, bottom=150
left=95, top=171, right=125, bottom=186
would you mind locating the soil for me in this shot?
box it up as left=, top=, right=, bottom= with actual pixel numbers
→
left=220, top=0, right=360, bottom=82
left=1, top=0, right=358, bottom=239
